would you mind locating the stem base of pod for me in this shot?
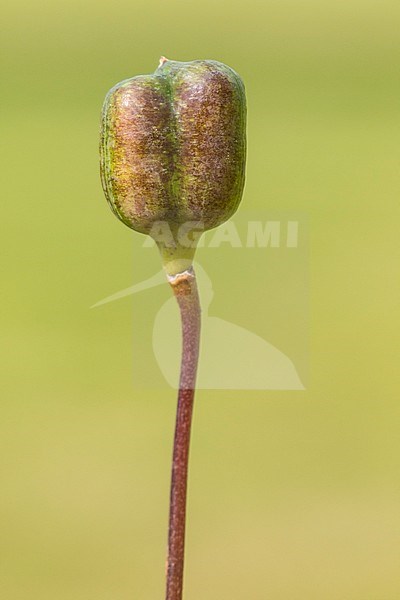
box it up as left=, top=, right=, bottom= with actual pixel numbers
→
left=157, top=241, right=198, bottom=277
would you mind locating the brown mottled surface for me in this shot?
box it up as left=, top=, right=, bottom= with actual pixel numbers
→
left=100, top=76, right=176, bottom=233
left=171, top=62, right=246, bottom=228
left=100, top=59, right=246, bottom=239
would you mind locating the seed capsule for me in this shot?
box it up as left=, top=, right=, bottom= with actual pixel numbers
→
left=100, top=58, right=246, bottom=273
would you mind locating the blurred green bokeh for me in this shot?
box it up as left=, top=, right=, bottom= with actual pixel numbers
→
left=1, top=1, right=399, bottom=598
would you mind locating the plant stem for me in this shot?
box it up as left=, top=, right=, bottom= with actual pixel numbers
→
left=165, top=266, right=201, bottom=600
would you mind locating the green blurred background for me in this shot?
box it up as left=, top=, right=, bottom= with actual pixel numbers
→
left=2, top=0, right=399, bottom=598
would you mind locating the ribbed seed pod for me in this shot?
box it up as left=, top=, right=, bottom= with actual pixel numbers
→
left=100, top=58, right=246, bottom=273
left=99, top=59, right=247, bottom=600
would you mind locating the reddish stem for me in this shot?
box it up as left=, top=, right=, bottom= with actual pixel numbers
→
left=165, top=267, right=201, bottom=600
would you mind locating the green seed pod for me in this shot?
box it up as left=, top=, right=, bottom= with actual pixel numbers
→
left=100, top=57, right=246, bottom=274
